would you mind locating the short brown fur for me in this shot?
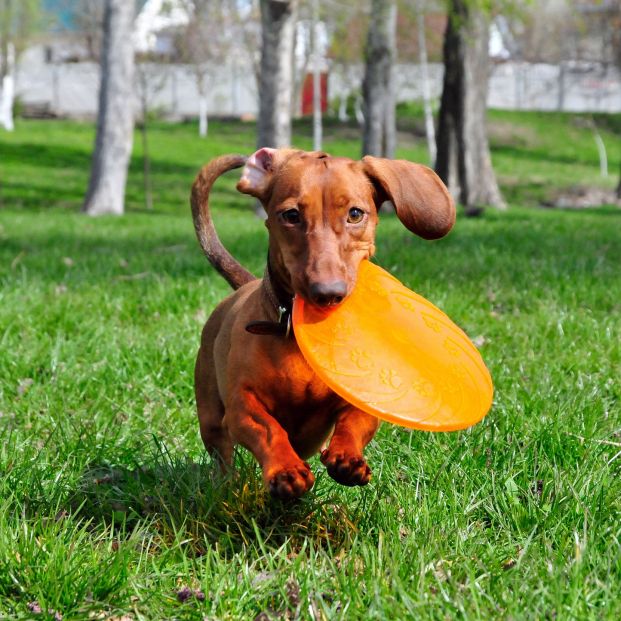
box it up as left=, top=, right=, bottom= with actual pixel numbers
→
left=191, top=149, right=454, bottom=499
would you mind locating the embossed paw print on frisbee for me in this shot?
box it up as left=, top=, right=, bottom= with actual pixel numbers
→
left=292, top=260, right=493, bottom=431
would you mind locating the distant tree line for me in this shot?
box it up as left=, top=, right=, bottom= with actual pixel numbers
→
left=2, top=0, right=619, bottom=212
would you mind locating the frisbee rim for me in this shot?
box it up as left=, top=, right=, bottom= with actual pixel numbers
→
left=291, top=261, right=493, bottom=432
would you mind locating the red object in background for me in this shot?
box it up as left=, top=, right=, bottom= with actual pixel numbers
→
left=301, top=73, right=328, bottom=116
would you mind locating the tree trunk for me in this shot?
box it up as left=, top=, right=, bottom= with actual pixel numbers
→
left=0, top=42, right=15, bottom=131
left=383, top=54, right=396, bottom=159
left=362, top=0, right=397, bottom=158
left=141, top=119, right=152, bottom=211
left=590, top=123, right=608, bottom=178
left=338, top=92, right=349, bottom=122
left=616, top=163, right=621, bottom=199
left=354, top=94, right=364, bottom=126
left=290, top=20, right=307, bottom=120
left=311, top=0, right=322, bottom=151
left=257, top=0, right=298, bottom=148
left=139, top=75, right=152, bottom=211
left=435, top=0, right=505, bottom=211
left=83, top=0, right=135, bottom=216
left=557, top=61, right=566, bottom=112
left=199, top=94, right=208, bottom=137
left=417, top=2, right=436, bottom=166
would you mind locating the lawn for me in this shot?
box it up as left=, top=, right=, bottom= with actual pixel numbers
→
left=0, top=114, right=620, bottom=620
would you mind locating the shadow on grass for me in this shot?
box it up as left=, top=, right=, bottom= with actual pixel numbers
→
left=493, top=143, right=601, bottom=167
left=1, top=142, right=247, bottom=212
left=0, top=222, right=268, bottom=283
left=69, top=444, right=361, bottom=556
left=2, top=180, right=86, bottom=211
left=2, top=142, right=207, bottom=177
left=1, top=142, right=92, bottom=170
left=2, top=180, right=247, bottom=213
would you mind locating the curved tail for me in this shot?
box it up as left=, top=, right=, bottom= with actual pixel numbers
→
left=190, top=154, right=257, bottom=290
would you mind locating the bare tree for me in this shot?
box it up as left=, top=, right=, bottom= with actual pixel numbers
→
left=83, top=0, right=135, bottom=216
left=257, top=0, right=299, bottom=148
left=71, top=0, right=105, bottom=60
left=179, top=0, right=233, bottom=137
left=235, top=0, right=262, bottom=90
left=0, top=0, right=41, bottom=131
left=611, top=6, right=621, bottom=198
left=325, top=0, right=366, bottom=124
left=135, top=60, right=167, bottom=210
left=0, top=41, right=13, bottom=131
left=362, top=0, right=397, bottom=158
left=310, top=0, right=322, bottom=150
left=416, top=0, right=436, bottom=166
left=435, top=0, right=505, bottom=212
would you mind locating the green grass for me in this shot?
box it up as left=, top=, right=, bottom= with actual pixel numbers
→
left=0, top=114, right=620, bottom=619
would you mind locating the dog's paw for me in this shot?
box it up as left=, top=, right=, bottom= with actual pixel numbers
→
left=267, top=462, right=315, bottom=500
left=320, top=449, right=372, bottom=487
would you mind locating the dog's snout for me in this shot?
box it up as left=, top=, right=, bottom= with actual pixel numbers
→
left=309, top=281, right=348, bottom=307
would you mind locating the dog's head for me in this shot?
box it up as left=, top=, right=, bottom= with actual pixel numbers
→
left=237, top=148, right=455, bottom=308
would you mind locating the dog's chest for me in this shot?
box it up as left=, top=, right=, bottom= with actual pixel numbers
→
left=258, top=338, right=342, bottom=410
left=273, top=349, right=334, bottom=403
left=242, top=335, right=348, bottom=458
left=267, top=348, right=343, bottom=457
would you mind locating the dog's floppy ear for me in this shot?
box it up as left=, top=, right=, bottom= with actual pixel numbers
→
left=236, top=147, right=276, bottom=201
left=362, top=156, right=455, bottom=240
left=236, top=147, right=300, bottom=204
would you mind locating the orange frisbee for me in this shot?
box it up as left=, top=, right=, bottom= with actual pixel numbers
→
left=292, top=261, right=493, bottom=431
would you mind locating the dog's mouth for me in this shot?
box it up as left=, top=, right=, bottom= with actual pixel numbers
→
left=304, top=298, right=346, bottom=312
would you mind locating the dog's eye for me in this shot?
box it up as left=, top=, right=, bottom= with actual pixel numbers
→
left=281, top=209, right=301, bottom=225
left=347, top=207, right=365, bottom=224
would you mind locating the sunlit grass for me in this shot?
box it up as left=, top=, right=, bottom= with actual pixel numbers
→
left=0, top=115, right=620, bottom=619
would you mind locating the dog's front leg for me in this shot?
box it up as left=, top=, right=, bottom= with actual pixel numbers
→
left=225, top=388, right=315, bottom=499
left=321, top=406, right=380, bottom=486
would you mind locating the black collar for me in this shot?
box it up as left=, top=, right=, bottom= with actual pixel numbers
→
left=245, top=260, right=293, bottom=337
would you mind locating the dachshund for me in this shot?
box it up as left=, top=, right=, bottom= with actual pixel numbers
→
left=190, top=148, right=454, bottom=499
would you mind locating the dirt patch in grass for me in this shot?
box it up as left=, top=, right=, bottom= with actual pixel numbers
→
left=489, top=119, right=540, bottom=148
left=543, top=185, right=621, bottom=208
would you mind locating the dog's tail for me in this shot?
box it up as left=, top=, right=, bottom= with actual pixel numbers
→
left=191, top=154, right=256, bottom=290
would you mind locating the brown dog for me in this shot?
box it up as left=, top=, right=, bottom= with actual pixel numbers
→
left=191, top=148, right=455, bottom=499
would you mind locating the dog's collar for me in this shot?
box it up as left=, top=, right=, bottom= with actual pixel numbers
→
left=245, top=262, right=293, bottom=337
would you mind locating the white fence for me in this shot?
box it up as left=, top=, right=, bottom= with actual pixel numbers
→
left=489, top=62, right=621, bottom=113
left=14, top=58, right=621, bottom=119
left=16, top=61, right=259, bottom=119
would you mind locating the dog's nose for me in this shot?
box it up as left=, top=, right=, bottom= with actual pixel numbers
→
left=309, top=281, right=348, bottom=307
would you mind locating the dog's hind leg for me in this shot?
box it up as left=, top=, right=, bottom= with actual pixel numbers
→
left=195, top=345, right=233, bottom=467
